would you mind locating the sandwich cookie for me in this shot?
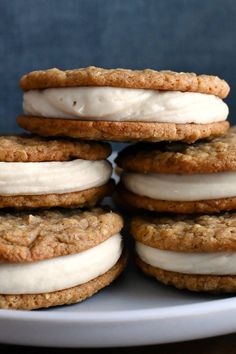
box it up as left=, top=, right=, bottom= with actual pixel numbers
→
left=18, top=67, right=230, bottom=143
left=0, top=208, right=127, bottom=309
left=0, top=135, right=113, bottom=209
left=132, top=213, right=236, bottom=293
left=116, top=126, right=236, bottom=214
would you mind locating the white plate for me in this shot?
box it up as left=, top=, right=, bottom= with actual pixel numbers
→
left=1, top=254, right=236, bottom=348
left=1, top=153, right=236, bottom=347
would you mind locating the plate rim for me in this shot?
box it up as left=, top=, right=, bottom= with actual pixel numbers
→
left=1, top=296, right=236, bottom=322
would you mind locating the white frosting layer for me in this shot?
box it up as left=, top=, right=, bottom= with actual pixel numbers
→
left=0, top=234, right=122, bottom=294
left=122, top=171, right=236, bottom=201
left=0, top=159, right=111, bottom=196
left=23, top=87, right=228, bottom=124
left=136, top=242, right=236, bottom=275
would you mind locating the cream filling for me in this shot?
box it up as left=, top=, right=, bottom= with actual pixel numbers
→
left=122, top=171, right=236, bottom=202
left=23, top=87, right=228, bottom=124
left=0, top=159, right=111, bottom=196
left=0, top=234, right=122, bottom=294
left=136, top=242, right=236, bottom=275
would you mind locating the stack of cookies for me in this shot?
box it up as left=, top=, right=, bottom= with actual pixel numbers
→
left=18, top=66, right=236, bottom=294
left=0, top=134, right=126, bottom=310
left=119, top=127, right=236, bottom=293
left=0, top=68, right=145, bottom=310
left=0, top=66, right=234, bottom=311
left=0, top=209, right=125, bottom=310
left=110, top=68, right=236, bottom=293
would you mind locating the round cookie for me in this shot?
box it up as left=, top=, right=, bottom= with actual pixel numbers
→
left=132, top=213, right=236, bottom=293
left=137, top=258, right=236, bottom=293
left=17, top=117, right=230, bottom=144
left=0, top=135, right=113, bottom=209
left=18, top=67, right=230, bottom=143
left=116, top=126, right=236, bottom=174
left=20, top=67, right=230, bottom=97
left=0, top=208, right=127, bottom=309
left=0, top=134, right=111, bottom=162
left=0, top=181, right=114, bottom=211
left=116, top=126, right=236, bottom=214
left=131, top=213, right=236, bottom=252
left=0, top=208, right=123, bottom=262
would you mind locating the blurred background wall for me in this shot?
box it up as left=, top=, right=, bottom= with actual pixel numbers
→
left=0, top=0, right=235, bottom=133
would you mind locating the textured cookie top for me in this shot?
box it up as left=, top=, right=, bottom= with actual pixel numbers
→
left=0, top=135, right=111, bottom=162
left=20, top=66, right=230, bottom=98
left=117, top=126, right=236, bottom=174
left=0, top=208, right=123, bottom=263
left=131, top=213, right=236, bottom=252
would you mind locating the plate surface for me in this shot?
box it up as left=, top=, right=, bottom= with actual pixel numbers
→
left=1, top=152, right=236, bottom=347
left=1, top=255, right=236, bottom=348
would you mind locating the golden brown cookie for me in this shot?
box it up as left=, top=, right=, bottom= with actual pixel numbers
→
left=131, top=213, right=236, bottom=252
left=132, top=213, right=236, bottom=292
left=0, top=252, right=127, bottom=310
left=0, top=180, right=114, bottom=210
left=116, top=183, right=236, bottom=214
left=0, top=134, right=111, bottom=162
left=137, top=257, right=236, bottom=293
left=0, top=134, right=112, bottom=209
left=116, top=126, right=236, bottom=174
left=116, top=126, right=236, bottom=214
left=0, top=208, right=123, bottom=263
left=17, top=116, right=230, bottom=144
left=20, top=67, right=230, bottom=98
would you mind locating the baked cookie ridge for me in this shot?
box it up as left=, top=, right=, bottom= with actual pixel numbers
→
left=17, top=117, right=230, bottom=143
left=20, top=67, right=230, bottom=98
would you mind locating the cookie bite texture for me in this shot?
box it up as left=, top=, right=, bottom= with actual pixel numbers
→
left=0, top=208, right=127, bottom=309
left=0, top=135, right=113, bottom=209
left=18, top=67, right=230, bottom=142
left=131, top=213, right=236, bottom=292
left=116, top=127, right=236, bottom=214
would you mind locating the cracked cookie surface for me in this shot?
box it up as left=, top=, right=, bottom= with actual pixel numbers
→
left=131, top=213, right=236, bottom=252
left=20, top=66, right=230, bottom=98
left=117, top=126, right=236, bottom=174
left=0, top=208, right=123, bottom=263
left=0, top=135, right=111, bottom=162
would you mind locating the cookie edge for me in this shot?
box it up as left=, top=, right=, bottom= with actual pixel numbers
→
left=137, top=257, right=236, bottom=293
left=17, top=116, right=230, bottom=144
left=20, top=67, right=230, bottom=98
left=116, top=184, right=236, bottom=214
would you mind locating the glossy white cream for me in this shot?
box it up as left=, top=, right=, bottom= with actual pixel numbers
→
left=23, top=87, right=228, bottom=124
left=136, top=242, right=236, bottom=275
left=122, top=171, right=236, bottom=201
left=0, top=159, right=111, bottom=195
left=0, top=234, right=122, bottom=294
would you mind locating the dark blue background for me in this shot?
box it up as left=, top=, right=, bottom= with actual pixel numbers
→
left=0, top=0, right=235, bottom=133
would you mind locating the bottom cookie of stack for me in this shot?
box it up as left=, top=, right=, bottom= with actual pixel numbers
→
left=0, top=208, right=127, bottom=310
left=131, top=213, right=236, bottom=293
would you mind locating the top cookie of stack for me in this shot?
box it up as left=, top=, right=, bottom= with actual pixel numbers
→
left=18, top=67, right=230, bottom=143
